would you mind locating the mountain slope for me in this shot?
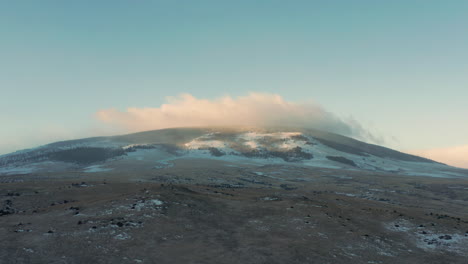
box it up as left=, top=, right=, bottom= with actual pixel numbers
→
left=0, top=127, right=466, bottom=178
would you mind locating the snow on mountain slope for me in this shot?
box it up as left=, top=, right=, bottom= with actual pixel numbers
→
left=0, top=127, right=467, bottom=178
left=180, top=131, right=466, bottom=177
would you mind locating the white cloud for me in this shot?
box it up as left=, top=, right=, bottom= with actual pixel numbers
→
left=96, top=92, right=375, bottom=141
left=409, top=145, right=468, bottom=169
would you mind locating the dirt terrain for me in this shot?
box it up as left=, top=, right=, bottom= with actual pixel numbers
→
left=1, top=159, right=468, bottom=264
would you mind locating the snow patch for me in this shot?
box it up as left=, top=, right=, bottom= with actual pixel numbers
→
left=149, top=199, right=163, bottom=206
left=386, top=220, right=468, bottom=255
left=153, top=160, right=174, bottom=169
left=0, top=166, right=35, bottom=175
left=114, top=232, right=131, bottom=240
left=83, top=165, right=113, bottom=173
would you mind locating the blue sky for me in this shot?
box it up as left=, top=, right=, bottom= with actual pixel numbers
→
left=1, top=1, right=467, bottom=165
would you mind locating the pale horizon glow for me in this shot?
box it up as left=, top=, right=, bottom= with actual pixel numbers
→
left=409, top=145, right=468, bottom=169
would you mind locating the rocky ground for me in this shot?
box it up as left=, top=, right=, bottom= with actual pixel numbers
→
left=1, top=159, right=468, bottom=264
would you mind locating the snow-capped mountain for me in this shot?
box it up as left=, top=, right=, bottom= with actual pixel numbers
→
left=1, top=127, right=466, bottom=178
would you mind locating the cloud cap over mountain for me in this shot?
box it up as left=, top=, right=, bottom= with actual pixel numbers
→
left=96, top=93, right=378, bottom=142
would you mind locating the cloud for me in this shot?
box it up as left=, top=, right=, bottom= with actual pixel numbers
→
left=96, top=92, right=377, bottom=142
left=409, top=145, right=468, bottom=169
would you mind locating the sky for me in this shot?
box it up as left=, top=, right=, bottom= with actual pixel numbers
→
left=0, top=1, right=467, bottom=167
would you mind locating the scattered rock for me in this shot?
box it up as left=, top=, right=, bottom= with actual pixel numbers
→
left=439, top=235, right=452, bottom=240
left=1, top=199, right=15, bottom=216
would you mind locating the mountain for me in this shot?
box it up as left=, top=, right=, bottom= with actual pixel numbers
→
left=2, top=127, right=468, bottom=263
left=1, top=127, right=466, bottom=178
